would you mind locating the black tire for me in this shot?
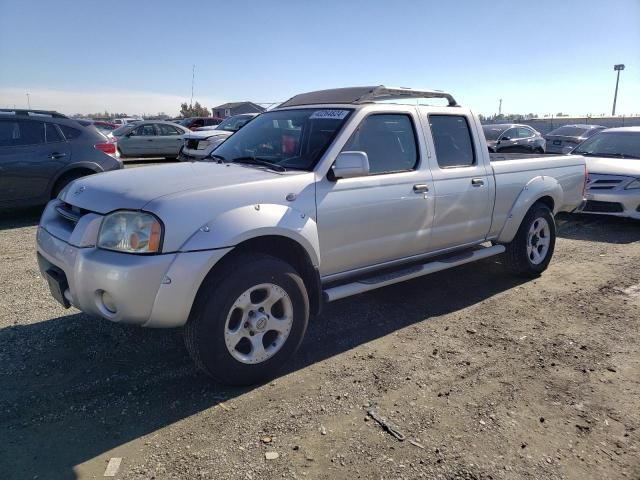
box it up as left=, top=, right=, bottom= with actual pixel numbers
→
left=503, top=203, right=556, bottom=277
left=184, top=253, right=309, bottom=386
left=51, top=170, right=92, bottom=199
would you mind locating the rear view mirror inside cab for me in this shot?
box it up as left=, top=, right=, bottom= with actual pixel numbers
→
left=332, top=151, right=370, bottom=179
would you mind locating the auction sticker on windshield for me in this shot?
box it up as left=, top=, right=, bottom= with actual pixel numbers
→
left=310, top=110, right=350, bottom=120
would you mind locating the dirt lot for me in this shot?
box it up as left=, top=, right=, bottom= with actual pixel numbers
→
left=1, top=197, right=639, bottom=479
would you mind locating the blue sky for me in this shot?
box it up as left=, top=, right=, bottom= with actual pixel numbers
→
left=1, top=0, right=638, bottom=116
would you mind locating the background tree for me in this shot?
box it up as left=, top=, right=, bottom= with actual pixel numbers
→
left=179, top=101, right=210, bottom=117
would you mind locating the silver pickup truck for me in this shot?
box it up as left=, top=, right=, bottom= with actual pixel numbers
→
left=36, top=86, right=586, bottom=385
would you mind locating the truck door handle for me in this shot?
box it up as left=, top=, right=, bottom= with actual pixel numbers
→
left=471, top=178, right=484, bottom=186
left=413, top=184, right=429, bottom=193
left=48, top=152, right=67, bottom=159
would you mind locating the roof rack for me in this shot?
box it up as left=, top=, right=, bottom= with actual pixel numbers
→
left=278, top=85, right=458, bottom=108
left=0, top=109, right=68, bottom=119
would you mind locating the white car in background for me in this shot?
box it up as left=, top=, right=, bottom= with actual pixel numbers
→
left=574, top=127, right=640, bottom=219
left=112, top=117, right=142, bottom=126
left=179, top=113, right=258, bottom=161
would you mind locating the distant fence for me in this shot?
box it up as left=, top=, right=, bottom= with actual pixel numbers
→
left=481, top=116, right=640, bottom=134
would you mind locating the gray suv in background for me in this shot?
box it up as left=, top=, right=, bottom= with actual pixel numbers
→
left=544, top=124, right=606, bottom=154
left=0, top=110, right=122, bottom=209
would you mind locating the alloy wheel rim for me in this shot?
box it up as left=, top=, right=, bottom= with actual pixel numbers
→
left=526, top=217, right=550, bottom=265
left=224, top=283, right=294, bottom=364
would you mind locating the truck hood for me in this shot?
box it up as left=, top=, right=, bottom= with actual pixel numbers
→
left=61, top=162, right=299, bottom=213
left=584, top=156, right=640, bottom=178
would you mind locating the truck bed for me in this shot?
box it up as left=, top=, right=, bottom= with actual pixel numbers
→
left=490, top=152, right=553, bottom=161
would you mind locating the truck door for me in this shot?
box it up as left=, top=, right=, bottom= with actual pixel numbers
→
left=420, top=111, right=493, bottom=251
left=316, top=110, right=435, bottom=277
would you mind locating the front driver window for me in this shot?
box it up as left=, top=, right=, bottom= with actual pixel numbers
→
left=502, top=128, right=518, bottom=140
left=518, top=128, right=534, bottom=138
left=133, top=125, right=156, bottom=136
left=342, top=114, right=418, bottom=174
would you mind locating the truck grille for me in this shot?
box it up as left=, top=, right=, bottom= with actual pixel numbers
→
left=583, top=200, right=624, bottom=213
left=587, top=174, right=628, bottom=191
left=44, top=202, right=91, bottom=242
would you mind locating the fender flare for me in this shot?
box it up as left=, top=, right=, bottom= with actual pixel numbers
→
left=179, top=203, right=321, bottom=266
left=47, top=161, right=104, bottom=197
left=497, top=176, right=563, bottom=243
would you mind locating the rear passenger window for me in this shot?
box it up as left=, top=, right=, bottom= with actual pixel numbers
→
left=60, top=125, right=82, bottom=140
left=0, top=120, right=46, bottom=146
left=0, top=120, right=20, bottom=147
left=157, top=124, right=182, bottom=136
left=518, top=127, right=534, bottom=138
left=342, top=114, right=418, bottom=174
left=45, top=123, right=64, bottom=143
left=429, top=115, right=475, bottom=168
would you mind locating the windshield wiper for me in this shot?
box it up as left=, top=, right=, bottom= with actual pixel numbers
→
left=231, top=157, right=286, bottom=172
left=209, top=153, right=226, bottom=161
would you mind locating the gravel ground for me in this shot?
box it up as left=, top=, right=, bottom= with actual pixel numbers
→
left=0, top=191, right=638, bottom=480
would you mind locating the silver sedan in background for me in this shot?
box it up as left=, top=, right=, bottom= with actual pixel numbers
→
left=574, top=127, right=640, bottom=219
left=111, top=121, right=190, bottom=159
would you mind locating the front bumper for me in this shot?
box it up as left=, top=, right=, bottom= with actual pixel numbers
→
left=577, top=190, right=640, bottom=219
left=178, top=148, right=209, bottom=161
left=36, top=215, right=232, bottom=327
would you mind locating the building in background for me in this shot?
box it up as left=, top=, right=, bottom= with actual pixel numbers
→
left=212, top=102, right=265, bottom=119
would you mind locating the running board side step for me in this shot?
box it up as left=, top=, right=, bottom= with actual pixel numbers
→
left=323, top=244, right=505, bottom=302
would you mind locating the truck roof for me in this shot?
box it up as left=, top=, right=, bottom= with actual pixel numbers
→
left=278, top=85, right=458, bottom=108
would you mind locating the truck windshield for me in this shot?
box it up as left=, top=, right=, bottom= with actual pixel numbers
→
left=573, top=132, right=640, bottom=159
left=211, top=108, right=353, bottom=171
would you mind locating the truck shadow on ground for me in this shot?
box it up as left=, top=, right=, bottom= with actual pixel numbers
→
left=0, top=206, right=42, bottom=231
left=1, top=259, right=525, bottom=479
left=556, top=213, right=640, bottom=244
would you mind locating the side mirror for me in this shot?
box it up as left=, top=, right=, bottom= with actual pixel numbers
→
left=332, top=151, right=370, bottom=179
left=500, top=136, right=510, bottom=141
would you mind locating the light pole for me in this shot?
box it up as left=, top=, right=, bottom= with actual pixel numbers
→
left=612, top=64, right=625, bottom=116
left=26, top=93, right=31, bottom=109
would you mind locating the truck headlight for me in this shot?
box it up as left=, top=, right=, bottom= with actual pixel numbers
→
left=98, top=211, right=163, bottom=254
left=625, top=178, right=640, bottom=190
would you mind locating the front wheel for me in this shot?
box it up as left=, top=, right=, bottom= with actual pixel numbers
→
left=184, top=253, right=309, bottom=385
left=503, top=203, right=556, bottom=277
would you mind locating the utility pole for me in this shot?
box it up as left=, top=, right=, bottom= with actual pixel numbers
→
left=498, top=98, right=502, bottom=116
left=190, top=64, right=195, bottom=108
left=612, top=64, right=625, bottom=116
left=26, top=93, right=31, bottom=109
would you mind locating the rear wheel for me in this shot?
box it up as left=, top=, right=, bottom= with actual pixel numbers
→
left=184, top=253, right=309, bottom=386
left=503, top=203, right=556, bottom=277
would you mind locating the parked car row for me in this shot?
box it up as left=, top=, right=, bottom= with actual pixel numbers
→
left=481, top=123, right=607, bottom=155
left=2, top=101, right=638, bottom=224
